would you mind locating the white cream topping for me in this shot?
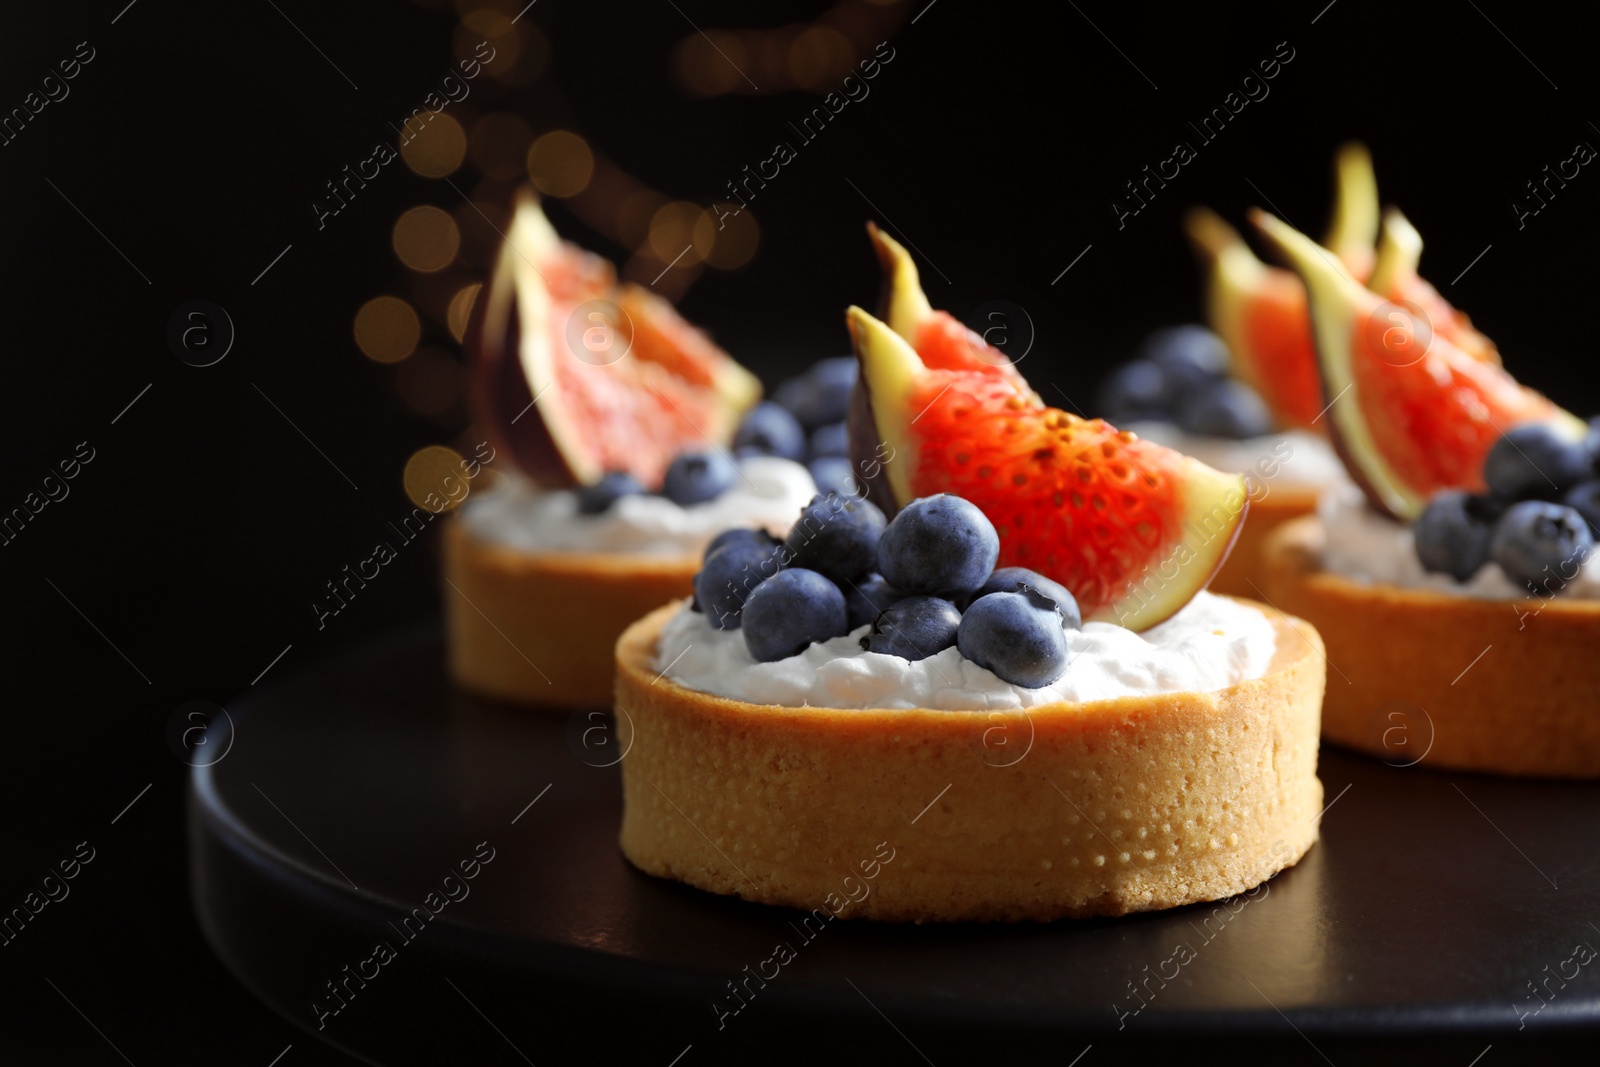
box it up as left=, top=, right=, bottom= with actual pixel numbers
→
left=1319, top=483, right=1600, bottom=598
left=459, top=456, right=817, bottom=556
left=1126, top=421, right=1348, bottom=494
left=654, top=591, right=1277, bottom=709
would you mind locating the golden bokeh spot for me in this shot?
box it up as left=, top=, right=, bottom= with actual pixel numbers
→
left=499, top=22, right=549, bottom=85
left=400, top=112, right=467, bottom=178
left=675, top=31, right=745, bottom=97
left=695, top=203, right=760, bottom=270
left=527, top=130, right=593, bottom=198
left=404, top=445, right=469, bottom=512
left=452, top=21, right=527, bottom=81
left=648, top=201, right=710, bottom=265
left=395, top=348, right=465, bottom=419
left=787, top=26, right=852, bottom=91
left=393, top=206, right=461, bottom=273
left=459, top=6, right=513, bottom=37
left=616, top=189, right=668, bottom=247
left=447, top=282, right=482, bottom=342
left=468, top=112, right=534, bottom=178
left=354, top=296, right=421, bottom=363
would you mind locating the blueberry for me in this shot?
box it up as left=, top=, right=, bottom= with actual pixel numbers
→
left=779, top=357, right=857, bottom=428
left=808, top=421, right=849, bottom=459
left=782, top=492, right=886, bottom=584
left=877, top=494, right=1000, bottom=598
left=860, top=595, right=961, bottom=661
left=1484, top=423, right=1591, bottom=502
left=957, top=589, right=1071, bottom=688
left=704, top=526, right=778, bottom=563
left=1585, top=415, right=1600, bottom=473
left=843, top=572, right=901, bottom=631
left=662, top=450, right=739, bottom=505
left=1412, top=490, right=1494, bottom=582
left=771, top=375, right=811, bottom=417
left=1564, top=481, right=1600, bottom=537
left=1176, top=379, right=1273, bottom=439
left=969, top=566, right=1081, bottom=629
left=575, top=471, right=644, bottom=514
left=742, top=568, right=849, bottom=662
left=1096, top=360, right=1167, bottom=422
left=807, top=456, right=857, bottom=498
left=694, top=539, right=781, bottom=630
left=1139, top=325, right=1231, bottom=407
left=1490, top=500, right=1594, bottom=593
left=733, top=402, right=806, bottom=461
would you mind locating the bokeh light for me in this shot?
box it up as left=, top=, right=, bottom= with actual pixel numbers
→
left=354, top=296, right=421, bottom=363
left=616, top=189, right=668, bottom=248
left=675, top=31, right=746, bottom=97
left=468, top=112, right=534, bottom=179
left=393, top=206, right=462, bottom=273
left=695, top=204, right=761, bottom=270
left=400, top=112, right=468, bottom=178
left=648, top=201, right=712, bottom=266
left=395, top=348, right=465, bottom=420
left=404, top=445, right=470, bottom=512
left=787, top=26, right=853, bottom=90
left=447, top=282, right=482, bottom=342
left=527, top=130, right=594, bottom=198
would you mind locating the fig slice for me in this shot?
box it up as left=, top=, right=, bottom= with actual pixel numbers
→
left=1367, top=207, right=1500, bottom=366
left=1250, top=209, right=1582, bottom=521
left=466, top=190, right=760, bottom=489
left=1184, top=143, right=1378, bottom=429
left=847, top=306, right=1247, bottom=632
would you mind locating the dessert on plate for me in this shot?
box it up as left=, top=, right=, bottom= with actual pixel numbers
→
left=616, top=302, right=1326, bottom=922
left=448, top=191, right=832, bottom=707
left=1253, top=208, right=1600, bottom=777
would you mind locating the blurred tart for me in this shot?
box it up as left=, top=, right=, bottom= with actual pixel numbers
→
left=1265, top=516, right=1600, bottom=777
left=446, top=191, right=836, bottom=707
left=1253, top=206, right=1600, bottom=776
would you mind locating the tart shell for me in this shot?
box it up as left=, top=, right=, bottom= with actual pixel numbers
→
left=615, top=599, right=1326, bottom=922
left=443, top=517, right=695, bottom=708
left=1262, top=515, right=1600, bottom=778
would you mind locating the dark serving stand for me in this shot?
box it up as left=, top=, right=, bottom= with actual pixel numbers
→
left=189, top=625, right=1600, bottom=1065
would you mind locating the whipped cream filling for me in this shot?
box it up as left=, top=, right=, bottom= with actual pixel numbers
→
left=1319, top=483, right=1600, bottom=599
left=1126, top=421, right=1348, bottom=494
left=459, top=457, right=817, bottom=556
left=654, top=591, right=1278, bottom=710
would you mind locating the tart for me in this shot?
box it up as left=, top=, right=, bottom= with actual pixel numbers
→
left=1264, top=516, right=1600, bottom=778
left=445, top=190, right=840, bottom=707
left=1251, top=205, right=1600, bottom=777
left=615, top=301, right=1326, bottom=921
left=616, top=597, right=1325, bottom=922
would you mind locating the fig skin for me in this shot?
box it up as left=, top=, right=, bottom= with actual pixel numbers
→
left=846, top=371, right=901, bottom=520
left=465, top=271, right=584, bottom=488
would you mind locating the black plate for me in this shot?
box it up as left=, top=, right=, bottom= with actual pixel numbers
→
left=190, top=625, right=1600, bottom=1065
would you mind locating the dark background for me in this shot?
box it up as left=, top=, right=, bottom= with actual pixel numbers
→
left=3, top=0, right=1599, bottom=1062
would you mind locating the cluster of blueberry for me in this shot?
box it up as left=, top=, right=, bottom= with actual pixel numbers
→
left=575, top=357, right=859, bottom=515
left=693, top=493, right=1083, bottom=688
left=1096, top=325, right=1274, bottom=439
left=734, top=356, right=860, bottom=497
left=574, top=452, right=739, bottom=514
left=1415, top=420, right=1600, bottom=591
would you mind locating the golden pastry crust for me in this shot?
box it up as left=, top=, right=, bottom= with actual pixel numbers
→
left=1208, top=486, right=1318, bottom=599
left=615, top=599, right=1326, bottom=922
left=442, top=518, right=695, bottom=708
left=1262, top=516, right=1600, bottom=778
